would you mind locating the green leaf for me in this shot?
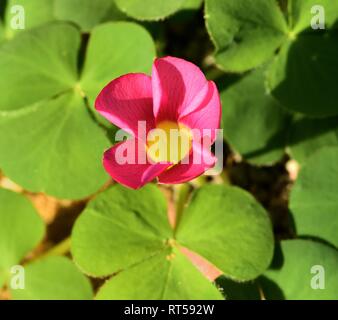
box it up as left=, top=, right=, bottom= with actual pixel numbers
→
left=267, top=33, right=338, bottom=117
left=0, top=92, right=110, bottom=200
left=205, top=0, right=288, bottom=72
left=289, top=0, right=338, bottom=34
left=80, top=22, right=156, bottom=107
left=72, top=184, right=220, bottom=299
left=114, top=0, right=185, bottom=21
left=0, top=189, right=44, bottom=288
left=5, top=0, right=54, bottom=38
left=176, top=185, right=274, bottom=281
left=71, top=184, right=172, bottom=277
left=72, top=184, right=273, bottom=299
left=96, top=248, right=223, bottom=300
left=290, top=147, right=338, bottom=247
left=205, top=0, right=338, bottom=116
left=261, top=239, right=338, bottom=299
left=221, top=68, right=290, bottom=165
left=0, top=22, right=79, bottom=110
left=288, top=115, right=338, bottom=164
left=10, top=256, right=93, bottom=300
left=0, top=23, right=110, bottom=199
left=54, top=0, right=126, bottom=32
left=0, top=21, right=156, bottom=199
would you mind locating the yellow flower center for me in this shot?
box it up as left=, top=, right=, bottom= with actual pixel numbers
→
left=147, top=121, right=192, bottom=164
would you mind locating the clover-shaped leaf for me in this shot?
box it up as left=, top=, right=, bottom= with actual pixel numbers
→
left=206, top=0, right=338, bottom=117
left=114, top=0, right=185, bottom=21
left=261, top=239, right=338, bottom=300
left=288, top=115, right=338, bottom=164
left=0, top=189, right=44, bottom=288
left=54, top=0, right=126, bottom=31
left=221, top=68, right=290, bottom=165
left=290, top=147, right=338, bottom=247
left=0, top=21, right=156, bottom=199
left=80, top=22, right=156, bottom=107
left=10, top=256, right=93, bottom=300
left=0, top=22, right=79, bottom=109
left=72, top=184, right=274, bottom=299
left=205, top=0, right=288, bottom=72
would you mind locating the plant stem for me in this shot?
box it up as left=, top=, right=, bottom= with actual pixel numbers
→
left=174, top=183, right=192, bottom=231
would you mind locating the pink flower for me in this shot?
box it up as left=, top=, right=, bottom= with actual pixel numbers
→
left=95, top=56, right=221, bottom=189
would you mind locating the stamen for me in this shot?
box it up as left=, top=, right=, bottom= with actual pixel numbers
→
left=147, top=121, right=192, bottom=164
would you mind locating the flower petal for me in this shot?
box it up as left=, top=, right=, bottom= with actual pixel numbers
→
left=152, top=56, right=208, bottom=123
left=95, top=73, right=155, bottom=138
left=158, top=141, right=216, bottom=184
left=179, top=81, right=221, bottom=142
left=103, top=138, right=171, bottom=189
